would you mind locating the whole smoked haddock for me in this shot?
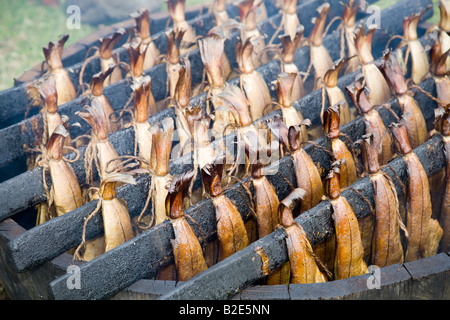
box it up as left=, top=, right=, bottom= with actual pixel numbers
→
left=280, top=188, right=328, bottom=284
left=323, top=102, right=358, bottom=188
left=279, top=26, right=306, bottom=102
left=235, top=37, right=272, bottom=122
left=266, top=116, right=323, bottom=213
left=322, top=57, right=355, bottom=125
left=276, top=72, right=308, bottom=135
left=87, top=66, right=120, bottom=134
left=354, top=26, right=391, bottom=106
left=150, top=118, right=175, bottom=226
left=166, top=171, right=208, bottom=281
left=379, top=49, right=427, bottom=149
left=361, top=134, right=404, bottom=267
left=429, top=39, right=450, bottom=107
left=42, top=34, right=76, bottom=106
left=400, top=6, right=431, bottom=85
left=74, top=172, right=137, bottom=261
left=130, top=9, right=161, bottom=71
left=342, top=0, right=361, bottom=74
left=98, top=29, right=125, bottom=86
left=346, top=78, right=394, bottom=166
left=307, top=2, right=334, bottom=90
left=390, top=123, right=443, bottom=262
left=201, top=155, right=249, bottom=261
left=243, top=133, right=290, bottom=284
left=325, top=160, right=368, bottom=280
left=36, top=122, right=83, bottom=224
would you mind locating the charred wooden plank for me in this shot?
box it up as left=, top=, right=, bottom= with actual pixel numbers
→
left=403, top=253, right=450, bottom=299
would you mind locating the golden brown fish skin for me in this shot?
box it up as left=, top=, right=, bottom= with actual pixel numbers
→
left=253, top=177, right=280, bottom=238
left=165, top=171, right=208, bottom=281
left=201, top=156, right=249, bottom=261
left=276, top=72, right=307, bottom=141
left=342, top=0, right=360, bottom=74
left=323, top=57, right=355, bottom=125
left=131, top=76, right=153, bottom=167
left=331, top=196, right=368, bottom=279
left=346, top=80, right=394, bottom=166
left=130, top=9, right=160, bottom=71
left=98, top=30, right=125, bottom=86
left=279, top=27, right=305, bottom=102
left=101, top=198, right=135, bottom=252
left=370, top=172, right=404, bottom=267
left=48, top=159, right=83, bottom=216
left=390, top=123, right=443, bottom=262
left=213, top=194, right=249, bottom=261
left=365, top=110, right=394, bottom=165
left=285, top=225, right=327, bottom=284
left=149, top=118, right=174, bottom=225
left=323, top=103, right=358, bottom=188
left=280, top=189, right=328, bottom=283
left=361, top=136, right=403, bottom=267
left=397, top=94, right=427, bottom=149
left=379, top=50, right=427, bottom=149
left=46, top=125, right=83, bottom=217
left=33, top=75, right=71, bottom=148
left=284, top=124, right=324, bottom=212
left=402, top=8, right=431, bottom=85
left=429, top=40, right=450, bottom=107
left=403, top=152, right=437, bottom=261
left=171, top=216, right=208, bottom=281
left=331, top=138, right=358, bottom=188
left=292, top=148, right=324, bottom=211
left=325, top=161, right=368, bottom=279
left=99, top=176, right=136, bottom=253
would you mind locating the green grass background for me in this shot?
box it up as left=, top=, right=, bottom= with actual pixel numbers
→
left=0, top=0, right=206, bottom=91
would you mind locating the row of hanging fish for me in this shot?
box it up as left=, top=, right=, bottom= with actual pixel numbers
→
left=23, top=0, right=449, bottom=284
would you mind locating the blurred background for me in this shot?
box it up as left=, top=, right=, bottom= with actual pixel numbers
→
left=0, top=0, right=440, bottom=91
left=0, top=0, right=441, bottom=300
left=0, top=0, right=207, bottom=92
